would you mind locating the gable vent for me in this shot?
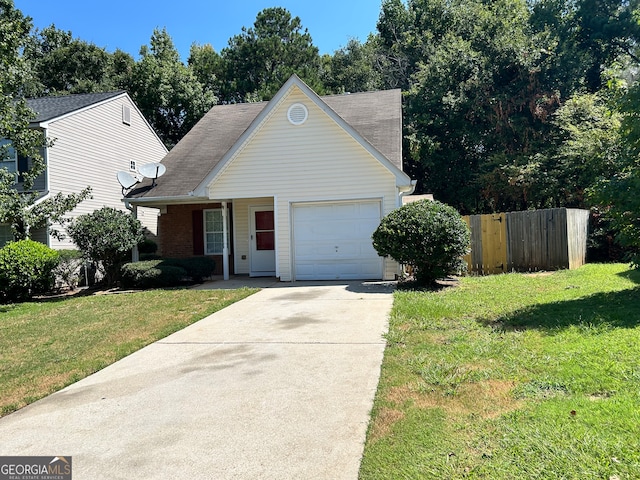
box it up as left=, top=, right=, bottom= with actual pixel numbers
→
left=287, top=103, right=308, bottom=125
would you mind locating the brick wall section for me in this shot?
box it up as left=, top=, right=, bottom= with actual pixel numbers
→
left=157, top=203, right=232, bottom=275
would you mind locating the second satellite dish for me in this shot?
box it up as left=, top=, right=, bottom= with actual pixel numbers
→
left=138, top=162, right=166, bottom=186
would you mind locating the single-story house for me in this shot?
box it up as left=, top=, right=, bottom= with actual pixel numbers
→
left=126, top=75, right=416, bottom=281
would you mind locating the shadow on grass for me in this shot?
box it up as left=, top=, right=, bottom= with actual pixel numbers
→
left=617, top=267, right=640, bottom=284
left=482, top=287, right=640, bottom=333
left=396, top=276, right=460, bottom=292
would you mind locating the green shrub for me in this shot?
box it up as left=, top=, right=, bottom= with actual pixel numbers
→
left=138, top=238, right=158, bottom=255
left=0, top=240, right=60, bottom=302
left=54, top=249, right=83, bottom=290
left=120, top=261, right=187, bottom=289
left=161, top=257, right=216, bottom=283
left=66, top=207, right=144, bottom=287
left=372, top=200, right=470, bottom=286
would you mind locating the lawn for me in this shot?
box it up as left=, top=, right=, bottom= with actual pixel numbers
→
left=360, top=263, right=640, bottom=479
left=0, top=287, right=257, bottom=416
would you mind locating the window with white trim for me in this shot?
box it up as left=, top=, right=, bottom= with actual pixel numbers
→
left=0, top=139, right=17, bottom=179
left=0, top=224, right=12, bottom=248
left=204, top=209, right=229, bottom=255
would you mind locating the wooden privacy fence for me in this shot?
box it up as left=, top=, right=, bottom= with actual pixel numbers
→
left=463, top=208, right=589, bottom=275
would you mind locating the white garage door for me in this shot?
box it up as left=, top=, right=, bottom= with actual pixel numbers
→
left=293, top=200, right=383, bottom=280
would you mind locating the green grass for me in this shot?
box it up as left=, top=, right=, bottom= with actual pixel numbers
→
left=360, top=264, right=640, bottom=479
left=0, top=287, right=257, bottom=416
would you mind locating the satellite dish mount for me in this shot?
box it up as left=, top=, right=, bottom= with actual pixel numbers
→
left=117, top=162, right=167, bottom=195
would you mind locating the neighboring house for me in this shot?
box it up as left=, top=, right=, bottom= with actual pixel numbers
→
left=126, top=75, right=416, bottom=281
left=0, top=91, right=168, bottom=249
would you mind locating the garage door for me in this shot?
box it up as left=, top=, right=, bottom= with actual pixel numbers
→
left=293, top=200, right=383, bottom=280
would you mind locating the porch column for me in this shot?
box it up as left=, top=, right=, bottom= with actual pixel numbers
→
left=222, top=201, right=229, bottom=280
left=131, top=204, right=139, bottom=262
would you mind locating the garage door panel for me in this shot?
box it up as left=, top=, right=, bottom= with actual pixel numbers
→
left=293, top=201, right=383, bottom=281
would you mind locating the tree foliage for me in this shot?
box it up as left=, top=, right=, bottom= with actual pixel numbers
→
left=0, top=1, right=91, bottom=241
left=590, top=81, right=640, bottom=265
left=217, top=7, right=323, bottom=102
left=66, top=207, right=144, bottom=287
left=128, top=28, right=217, bottom=148
left=372, top=200, right=470, bottom=286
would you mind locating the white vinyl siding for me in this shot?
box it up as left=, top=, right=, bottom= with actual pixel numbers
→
left=209, top=87, right=400, bottom=281
left=45, top=95, right=167, bottom=249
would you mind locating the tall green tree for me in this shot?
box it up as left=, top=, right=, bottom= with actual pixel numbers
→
left=379, top=0, right=554, bottom=212
left=188, top=42, right=222, bottom=99
left=530, top=0, right=640, bottom=93
left=23, top=24, right=117, bottom=95
left=590, top=81, right=640, bottom=265
left=321, top=38, right=383, bottom=94
left=0, top=1, right=91, bottom=240
left=374, top=0, right=639, bottom=213
left=218, top=7, right=323, bottom=102
left=128, top=28, right=216, bottom=148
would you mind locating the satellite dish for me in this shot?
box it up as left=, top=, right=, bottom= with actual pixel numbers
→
left=138, top=162, right=166, bottom=186
left=117, top=171, right=139, bottom=195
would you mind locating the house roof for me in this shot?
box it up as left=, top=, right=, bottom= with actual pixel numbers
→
left=128, top=77, right=405, bottom=200
left=27, top=91, right=125, bottom=124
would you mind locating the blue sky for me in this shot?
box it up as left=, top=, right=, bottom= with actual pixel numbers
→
left=14, top=0, right=383, bottom=60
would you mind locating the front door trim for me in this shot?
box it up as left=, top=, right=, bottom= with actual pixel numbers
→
left=249, top=205, right=276, bottom=277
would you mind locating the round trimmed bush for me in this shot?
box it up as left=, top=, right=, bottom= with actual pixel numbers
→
left=121, top=260, right=187, bottom=289
left=161, top=257, right=216, bottom=283
left=372, top=200, right=470, bottom=286
left=0, top=240, right=60, bottom=302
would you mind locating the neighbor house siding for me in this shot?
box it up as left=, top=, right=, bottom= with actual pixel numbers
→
left=45, top=95, right=167, bottom=249
left=209, top=87, right=400, bottom=281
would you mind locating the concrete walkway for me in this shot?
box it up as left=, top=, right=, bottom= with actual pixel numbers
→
left=0, top=280, right=394, bottom=479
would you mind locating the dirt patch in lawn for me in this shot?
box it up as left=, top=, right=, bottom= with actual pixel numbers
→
left=385, top=379, right=522, bottom=420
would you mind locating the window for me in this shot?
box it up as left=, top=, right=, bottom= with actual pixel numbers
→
left=0, top=225, right=12, bottom=248
left=0, top=139, right=17, bottom=179
left=204, top=209, right=229, bottom=255
left=130, top=160, right=137, bottom=171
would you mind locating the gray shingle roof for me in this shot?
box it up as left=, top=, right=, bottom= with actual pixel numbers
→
left=129, top=87, right=403, bottom=200
left=27, top=91, right=125, bottom=123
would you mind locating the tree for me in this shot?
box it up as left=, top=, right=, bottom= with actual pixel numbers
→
left=482, top=90, right=623, bottom=211
left=22, top=24, right=117, bottom=95
left=218, top=7, right=323, bottom=102
left=188, top=42, right=222, bottom=99
left=321, top=38, right=383, bottom=94
left=66, top=207, right=144, bottom=287
left=128, top=28, right=216, bottom=148
left=0, top=1, right=91, bottom=240
left=590, top=80, right=640, bottom=266
left=372, top=200, right=470, bottom=286
left=370, top=0, right=640, bottom=213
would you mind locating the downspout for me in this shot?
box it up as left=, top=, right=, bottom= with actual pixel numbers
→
left=398, top=180, right=418, bottom=207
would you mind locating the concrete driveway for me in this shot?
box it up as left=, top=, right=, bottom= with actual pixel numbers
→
left=0, top=280, right=394, bottom=479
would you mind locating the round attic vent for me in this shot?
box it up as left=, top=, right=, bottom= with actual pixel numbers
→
left=287, top=103, right=308, bottom=125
